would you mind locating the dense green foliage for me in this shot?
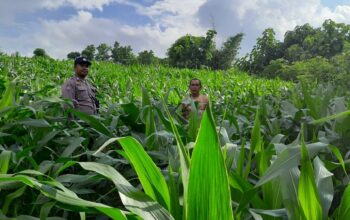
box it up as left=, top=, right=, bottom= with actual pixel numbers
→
left=238, top=19, right=350, bottom=83
left=167, top=30, right=243, bottom=70
left=63, top=19, right=350, bottom=83
left=81, top=44, right=96, bottom=61
left=167, top=30, right=217, bottom=69
left=67, top=30, right=243, bottom=70
left=33, top=48, right=49, bottom=58
left=67, top=51, right=81, bottom=60
left=0, top=54, right=350, bottom=219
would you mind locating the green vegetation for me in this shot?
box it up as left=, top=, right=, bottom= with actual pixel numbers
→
left=0, top=53, right=350, bottom=219
left=238, top=19, right=350, bottom=84
left=64, top=29, right=243, bottom=69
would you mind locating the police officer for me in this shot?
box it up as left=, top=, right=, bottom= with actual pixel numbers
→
left=61, top=56, right=98, bottom=115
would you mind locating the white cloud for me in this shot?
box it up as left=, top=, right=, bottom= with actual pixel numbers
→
left=9, top=8, right=199, bottom=58
left=333, top=5, right=350, bottom=22
left=1, top=0, right=209, bottom=58
left=197, top=0, right=350, bottom=55
left=2, top=0, right=350, bottom=59
left=41, top=0, right=116, bottom=11
left=0, top=0, right=42, bottom=25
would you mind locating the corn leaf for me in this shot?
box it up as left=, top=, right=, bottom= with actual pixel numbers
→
left=313, top=157, right=334, bottom=218
left=69, top=109, right=112, bottom=136
left=187, top=104, right=233, bottom=220
left=163, top=101, right=190, bottom=205
left=256, top=142, right=328, bottom=187
left=298, top=131, right=322, bottom=220
left=95, top=137, right=171, bottom=211
left=142, top=87, right=157, bottom=150
left=79, top=162, right=174, bottom=220
left=0, top=174, right=126, bottom=219
left=0, top=82, right=16, bottom=112
left=0, top=150, right=12, bottom=174
left=337, top=184, right=350, bottom=219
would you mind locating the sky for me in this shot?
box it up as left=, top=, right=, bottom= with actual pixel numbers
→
left=1, top=0, right=350, bottom=59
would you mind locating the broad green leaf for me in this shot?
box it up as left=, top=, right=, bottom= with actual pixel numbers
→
left=298, top=130, right=322, bottom=220
left=256, top=142, right=328, bottom=187
left=223, top=143, right=237, bottom=170
left=95, top=137, right=171, bottom=211
left=313, top=156, right=333, bottom=217
left=311, top=109, right=350, bottom=124
left=228, top=172, right=264, bottom=213
left=163, top=100, right=190, bottom=210
left=0, top=150, right=11, bottom=174
left=142, top=87, right=157, bottom=150
left=328, top=144, right=347, bottom=175
left=188, top=99, right=200, bottom=142
left=0, top=174, right=126, bottom=219
left=337, top=184, right=350, bottom=220
left=40, top=201, right=56, bottom=220
left=37, top=131, right=60, bottom=147
left=69, top=109, right=112, bottom=136
left=168, top=166, right=182, bottom=220
left=236, top=187, right=260, bottom=213
left=0, top=82, right=16, bottom=111
left=118, top=137, right=171, bottom=210
left=281, top=100, right=298, bottom=118
left=163, top=87, right=182, bottom=105
left=19, top=118, right=51, bottom=127
left=55, top=174, right=97, bottom=184
left=144, top=105, right=157, bottom=149
left=79, top=162, right=174, bottom=220
left=2, top=185, right=26, bottom=214
left=187, top=104, right=233, bottom=220
left=258, top=145, right=283, bottom=212
left=279, top=168, right=303, bottom=219
left=249, top=208, right=287, bottom=218
left=60, top=137, right=85, bottom=157
left=120, top=103, right=145, bottom=132
left=244, top=108, right=261, bottom=179
left=251, top=108, right=261, bottom=153
left=236, top=141, right=246, bottom=177
left=0, top=132, right=11, bottom=137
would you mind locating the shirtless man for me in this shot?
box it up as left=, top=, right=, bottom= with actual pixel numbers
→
left=181, top=78, right=209, bottom=119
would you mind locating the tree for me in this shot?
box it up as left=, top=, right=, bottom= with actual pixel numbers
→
left=211, top=33, right=244, bottom=70
left=95, top=43, right=111, bottom=61
left=238, top=28, right=282, bottom=74
left=33, top=48, right=48, bottom=57
left=262, top=58, right=288, bottom=79
left=167, top=30, right=217, bottom=69
left=283, top=24, right=316, bottom=49
left=137, top=50, right=158, bottom=65
left=111, top=41, right=136, bottom=65
left=282, top=57, right=335, bottom=82
left=281, top=20, right=350, bottom=61
left=238, top=19, right=350, bottom=80
left=67, top=51, right=81, bottom=59
left=316, top=19, right=350, bottom=58
left=81, top=44, right=96, bottom=61
left=284, top=44, right=305, bottom=62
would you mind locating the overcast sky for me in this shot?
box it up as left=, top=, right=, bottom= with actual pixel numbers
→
left=1, top=0, right=350, bottom=59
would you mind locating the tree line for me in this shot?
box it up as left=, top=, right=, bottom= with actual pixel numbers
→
left=32, top=19, right=350, bottom=84
left=33, top=30, right=244, bottom=70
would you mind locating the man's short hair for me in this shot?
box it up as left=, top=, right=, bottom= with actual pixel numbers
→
left=189, top=78, right=202, bottom=86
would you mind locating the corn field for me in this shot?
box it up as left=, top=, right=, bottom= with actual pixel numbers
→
left=0, top=54, right=350, bottom=220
